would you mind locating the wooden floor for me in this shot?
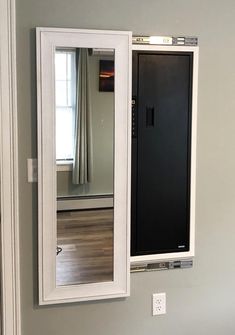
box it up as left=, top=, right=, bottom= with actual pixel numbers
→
left=56, top=208, right=114, bottom=286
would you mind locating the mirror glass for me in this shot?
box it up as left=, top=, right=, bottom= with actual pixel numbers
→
left=55, top=47, right=115, bottom=286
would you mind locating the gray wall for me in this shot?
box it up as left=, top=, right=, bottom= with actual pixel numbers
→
left=16, top=1, right=235, bottom=334
left=57, top=54, right=114, bottom=197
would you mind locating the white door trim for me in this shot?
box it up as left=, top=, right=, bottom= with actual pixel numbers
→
left=0, top=0, right=21, bottom=333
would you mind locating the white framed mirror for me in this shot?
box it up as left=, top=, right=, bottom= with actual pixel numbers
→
left=36, top=27, right=131, bottom=305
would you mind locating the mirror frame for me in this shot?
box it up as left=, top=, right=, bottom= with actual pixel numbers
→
left=36, top=27, right=131, bottom=305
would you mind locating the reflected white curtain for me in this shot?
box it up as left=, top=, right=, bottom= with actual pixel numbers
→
left=72, top=48, right=93, bottom=184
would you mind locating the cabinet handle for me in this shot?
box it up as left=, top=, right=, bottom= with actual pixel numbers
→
left=146, top=106, right=155, bottom=127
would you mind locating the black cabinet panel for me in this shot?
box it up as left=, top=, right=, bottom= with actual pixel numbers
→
left=131, top=51, right=193, bottom=256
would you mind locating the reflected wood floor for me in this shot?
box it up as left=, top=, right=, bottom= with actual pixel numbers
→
left=56, top=208, right=113, bottom=286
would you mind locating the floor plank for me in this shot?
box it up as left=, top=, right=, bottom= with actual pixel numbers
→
left=56, top=208, right=114, bottom=286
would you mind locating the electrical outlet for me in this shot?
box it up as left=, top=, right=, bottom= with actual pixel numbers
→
left=152, top=292, right=166, bottom=316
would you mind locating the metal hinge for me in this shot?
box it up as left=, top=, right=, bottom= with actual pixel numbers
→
left=131, top=259, right=193, bottom=272
left=132, top=36, right=198, bottom=46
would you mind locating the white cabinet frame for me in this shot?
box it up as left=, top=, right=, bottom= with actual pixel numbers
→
left=37, top=28, right=132, bottom=305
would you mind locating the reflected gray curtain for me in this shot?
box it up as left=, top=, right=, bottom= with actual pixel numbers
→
left=72, top=48, right=93, bottom=184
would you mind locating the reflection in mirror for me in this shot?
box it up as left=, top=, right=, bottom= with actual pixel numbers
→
left=55, top=47, right=115, bottom=286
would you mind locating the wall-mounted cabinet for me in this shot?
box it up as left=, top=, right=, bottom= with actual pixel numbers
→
left=131, top=44, right=198, bottom=264
left=37, top=28, right=198, bottom=305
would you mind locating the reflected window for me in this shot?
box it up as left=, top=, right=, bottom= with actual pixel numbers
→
left=55, top=49, right=76, bottom=162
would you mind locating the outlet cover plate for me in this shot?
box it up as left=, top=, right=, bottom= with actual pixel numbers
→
left=152, top=292, right=166, bottom=316
left=27, top=158, right=38, bottom=182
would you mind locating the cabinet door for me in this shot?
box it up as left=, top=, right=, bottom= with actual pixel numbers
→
left=132, top=51, right=193, bottom=257
left=37, top=27, right=132, bottom=304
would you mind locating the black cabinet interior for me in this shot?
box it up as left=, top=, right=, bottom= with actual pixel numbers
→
left=131, top=51, right=193, bottom=256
